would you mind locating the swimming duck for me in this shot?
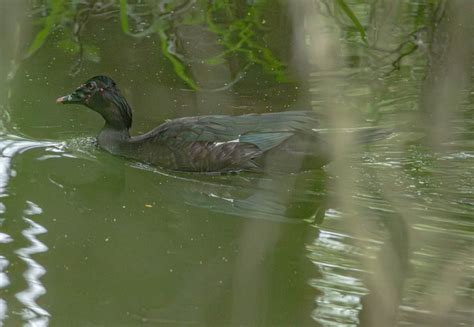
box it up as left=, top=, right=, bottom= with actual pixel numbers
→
left=56, top=75, right=386, bottom=173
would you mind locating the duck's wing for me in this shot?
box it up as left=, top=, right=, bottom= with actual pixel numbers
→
left=131, top=111, right=321, bottom=172
left=145, top=111, right=319, bottom=147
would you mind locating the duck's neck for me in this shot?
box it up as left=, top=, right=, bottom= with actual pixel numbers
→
left=97, top=123, right=131, bottom=155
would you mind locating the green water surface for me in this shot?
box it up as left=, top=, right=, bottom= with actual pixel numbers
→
left=0, top=1, right=473, bottom=326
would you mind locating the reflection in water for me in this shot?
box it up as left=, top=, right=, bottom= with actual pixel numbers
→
left=0, top=135, right=60, bottom=194
left=15, top=201, right=49, bottom=326
left=0, top=255, right=9, bottom=324
left=309, top=228, right=374, bottom=326
left=0, top=137, right=58, bottom=326
left=0, top=133, right=327, bottom=325
left=289, top=0, right=473, bottom=325
left=131, top=162, right=328, bottom=223
left=0, top=233, right=9, bottom=326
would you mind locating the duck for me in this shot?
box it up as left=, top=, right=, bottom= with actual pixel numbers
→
left=56, top=75, right=388, bottom=173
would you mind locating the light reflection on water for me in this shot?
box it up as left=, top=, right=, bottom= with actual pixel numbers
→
left=0, top=136, right=61, bottom=326
left=307, top=139, right=474, bottom=325
left=0, top=136, right=61, bottom=193
left=15, top=202, right=49, bottom=325
left=309, top=226, right=380, bottom=326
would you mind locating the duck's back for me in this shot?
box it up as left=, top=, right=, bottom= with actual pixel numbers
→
left=127, top=111, right=325, bottom=172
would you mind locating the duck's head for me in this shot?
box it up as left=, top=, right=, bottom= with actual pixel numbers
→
left=57, top=75, right=132, bottom=130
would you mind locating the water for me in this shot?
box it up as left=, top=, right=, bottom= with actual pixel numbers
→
left=1, top=0, right=473, bottom=326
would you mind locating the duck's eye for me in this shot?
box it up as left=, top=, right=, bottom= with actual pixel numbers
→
left=87, top=82, right=96, bottom=90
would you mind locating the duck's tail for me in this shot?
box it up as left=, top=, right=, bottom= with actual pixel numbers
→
left=315, top=126, right=394, bottom=145
left=254, top=126, right=393, bottom=173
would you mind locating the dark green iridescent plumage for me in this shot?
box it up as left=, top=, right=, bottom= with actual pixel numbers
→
left=126, top=111, right=324, bottom=172
left=56, top=76, right=387, bottom=173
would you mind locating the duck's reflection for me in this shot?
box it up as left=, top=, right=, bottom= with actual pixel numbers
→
left=131, top=163, right=328, bottom=224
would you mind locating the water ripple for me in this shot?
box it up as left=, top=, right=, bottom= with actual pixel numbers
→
left=14, top=201, right=49, bottom=325
left=0, top=136, right=57, bottom=326
left=309, top=229, right=374, bottom=326
left=0, top=134, right=61, bottom=194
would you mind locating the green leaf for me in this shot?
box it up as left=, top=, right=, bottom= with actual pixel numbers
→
left=158, top=29, right=199, bottom=90
left=119, top=0, right=130, bottom=33
left=336, top=0, right=367, bottom=43
left=26, top=0, right=67, bottom=58
left=27, top=28, right=53, bottom=58
left=205, top=0, right=288, bottom=83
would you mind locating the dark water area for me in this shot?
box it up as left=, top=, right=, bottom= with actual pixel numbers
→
left=0, top=0, right=473, bottom=326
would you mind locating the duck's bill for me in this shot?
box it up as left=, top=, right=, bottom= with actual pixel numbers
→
left=56, top=92, right=83, bottom=104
